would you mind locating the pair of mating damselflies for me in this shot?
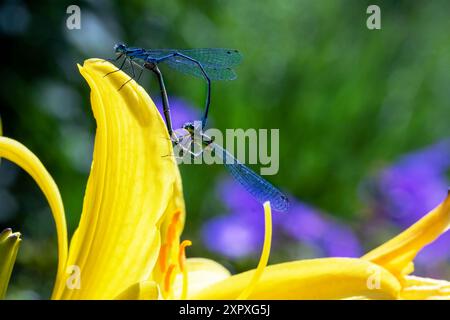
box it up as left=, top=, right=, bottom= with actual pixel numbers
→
left=110, top=43, right=241, bottom=134
left=108, top=44, right=289, bottom=212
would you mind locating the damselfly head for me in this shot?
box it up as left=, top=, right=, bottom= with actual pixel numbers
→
left=182, top=121, right=195, bottom=133
left=113, top=43, right=127, bottom=54
left=182, top=121, right=203, bottom=134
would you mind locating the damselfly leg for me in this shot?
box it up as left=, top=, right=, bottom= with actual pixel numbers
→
left=155, top=52, right=211, bottom=129
left=117, top=59, right=143, bottom=91
left=144, top=62, right=174, bottom=136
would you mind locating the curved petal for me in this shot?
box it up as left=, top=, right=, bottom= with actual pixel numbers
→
left=362, top=192, right=450, bottom=278
left=190, top=258, right=401, bottom=300
left=114, top=281, right=159, bottom=300
left=172, top=258, right=231, bottom=298
left=54, top=59, right=184, bottom=299
left=0, top=137, right=68, bottom=296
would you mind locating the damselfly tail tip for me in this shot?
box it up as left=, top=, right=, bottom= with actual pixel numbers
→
left=274, top=195, right=290, bottom=213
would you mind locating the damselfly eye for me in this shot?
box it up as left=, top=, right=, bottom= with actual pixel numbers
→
left=182, top=122, right=194, bottom=130
left=113, top=43, right=126, bottom=53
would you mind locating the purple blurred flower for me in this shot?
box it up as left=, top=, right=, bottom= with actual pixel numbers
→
left=202, top=177, right=362, bottom=259
left=280, top=202, right=362, bottom=257
left=202, top=213, right=264, bottom=259
left=217, top=176, right=265, bottom=213
left=367, top=139, right=450, bottom=268
left=416, top=232, right=450, bottom=266
left=202, top=179, right=269, bottom=258
left=153, top=97, right=200, bottom=129
left=280, top=202, right=328, bottom=242
left=375, top=139, right=450, bottom=227
left=320, top=223, right=362, bottom=257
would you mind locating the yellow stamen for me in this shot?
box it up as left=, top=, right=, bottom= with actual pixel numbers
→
left=158, top=211, right=182, bottom=274
left=237, top=201, right=272, bottom=300
left=178, top=240, right=192, bottom=271
left=178, top=240, right=192, bottom=300
left=164, top=264, right=177, bottom=299
left=158, top=244, right=169, bottom=272
left=167, top=211, right=181, bottom=245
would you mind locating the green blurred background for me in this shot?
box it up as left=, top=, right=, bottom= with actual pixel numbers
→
left=0, top=0, right=449, bottom=298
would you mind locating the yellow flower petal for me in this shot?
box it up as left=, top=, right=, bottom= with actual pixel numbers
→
left=190, top=258, right=401, bottom=300
left=172, top=258, right=231, bottom=299
left=401, top=275, right=450, bottom=299
left=362, top=192, right=450, bottom=278
left=0, top=137, right=68, bottom=296
left=114, top=281, right=159, bottom=300
left=54, top=59, right=184, bottom=299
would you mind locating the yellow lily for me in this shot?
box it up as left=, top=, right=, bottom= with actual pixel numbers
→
left=0, top=59, right=449, bottom=300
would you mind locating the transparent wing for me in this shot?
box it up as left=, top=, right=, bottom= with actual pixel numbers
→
left=212, top=143, right=289, bottom=212
left=163, top=58, right=237, bottom=80
left=147, top=48, right=242, bottom=68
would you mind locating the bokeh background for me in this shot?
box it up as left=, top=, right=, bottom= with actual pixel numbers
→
left=1, top=0, right=449, bottom=299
